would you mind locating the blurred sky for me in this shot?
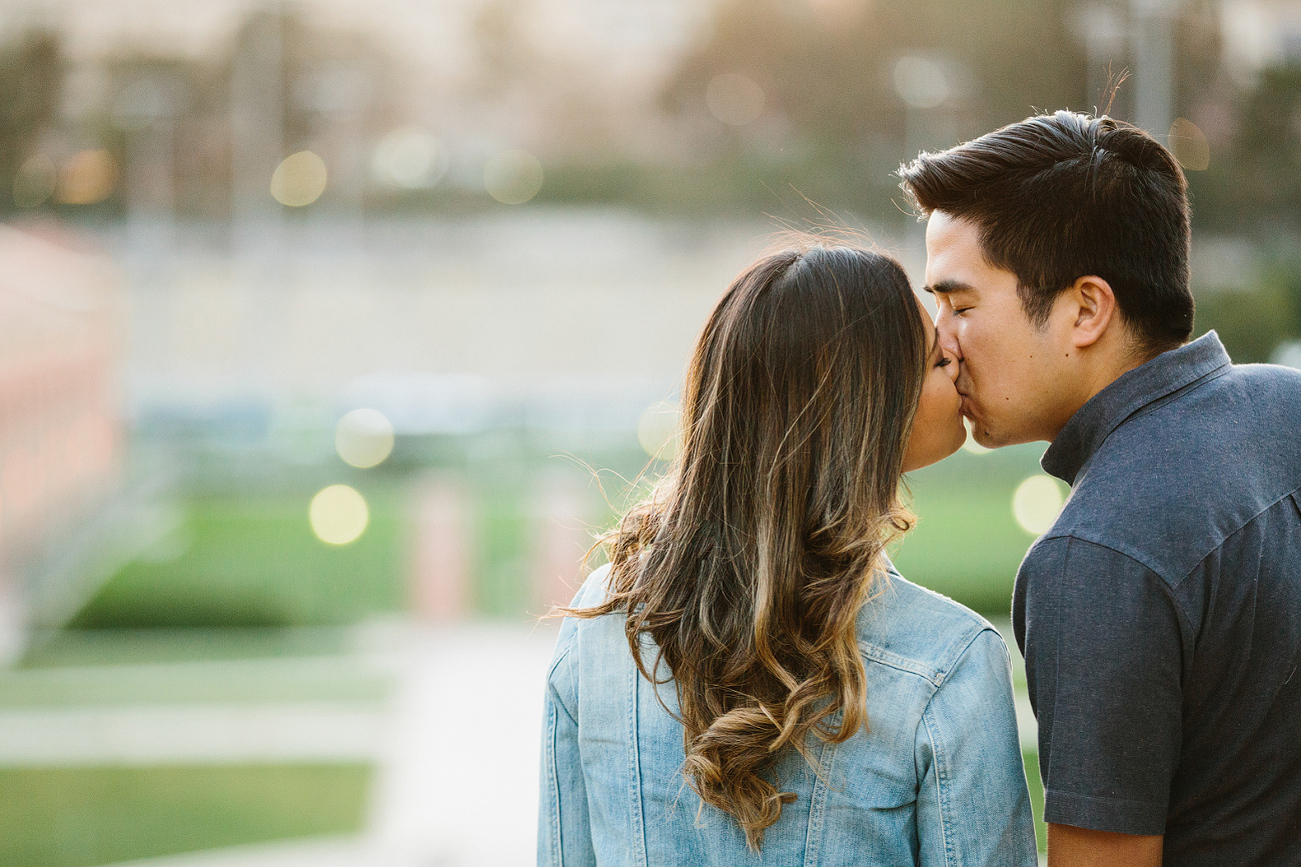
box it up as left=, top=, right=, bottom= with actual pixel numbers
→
left=1, top=0, right=708, bottom=92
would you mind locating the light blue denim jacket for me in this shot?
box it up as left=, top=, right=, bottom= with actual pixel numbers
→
left=538, top=562, right=1037, bottom=867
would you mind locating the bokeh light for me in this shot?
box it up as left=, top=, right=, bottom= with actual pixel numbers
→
left=960, top=418, right=991, bottom=455
left=705, top=73, right=765, bottom=126
left=270, top=151, right=328, bottom=206
left=1169, top=117, right=1210, bottom=171
left=1012, top=474, right=1067, bottom=536
left=483, top=149, right=544, bottom=204
left=13, top=153, right=56, bottom=208
left=335, top=408, right=395, bottom=469
left=893, top=56, right=951, bottom=109
left=372, top=127, right=449, bottom=189
left=309, top=484, right=369, bottom=545
left=637, top=401, right=682, bottom=461
left=58, top=149, right=117, bottom=205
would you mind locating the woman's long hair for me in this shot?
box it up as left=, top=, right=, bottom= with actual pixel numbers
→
left=568, top=244, right=929, bottom=850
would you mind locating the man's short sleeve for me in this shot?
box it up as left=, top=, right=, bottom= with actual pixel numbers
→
left=1015, top=535, right=1186, bottom=835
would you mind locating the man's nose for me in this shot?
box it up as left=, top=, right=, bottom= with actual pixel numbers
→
left=936, top=319, right=963, bottom=361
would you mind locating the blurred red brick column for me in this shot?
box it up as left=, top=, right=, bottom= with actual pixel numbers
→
left=0, top=224, right=122, bottom=638
left=410, top=476, right=470, bottom=622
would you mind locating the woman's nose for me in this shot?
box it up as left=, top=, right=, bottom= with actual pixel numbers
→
left=936, top=323, right=962, bottom=362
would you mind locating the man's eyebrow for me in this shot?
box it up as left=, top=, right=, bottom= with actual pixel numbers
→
left=922, top=279, right=974, bottom=295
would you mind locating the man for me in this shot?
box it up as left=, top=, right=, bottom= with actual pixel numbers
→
left=900, top=110, right=1301, bottom=866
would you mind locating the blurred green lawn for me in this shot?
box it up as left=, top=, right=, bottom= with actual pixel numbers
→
left=893, top=443, right=1050, bottom=615
left=63, top=446, right=1051, bottom=630
left=0, top=764, right=371, bottom=867
left=69, top=491, right=406, bottom=630
left=1025, top=749, right=1046, bottom=853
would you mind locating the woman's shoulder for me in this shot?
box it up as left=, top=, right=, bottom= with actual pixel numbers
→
left=547, top=563, right=624, bottom=685
left=855, top=562, right=1006, bottom=688
left=570, top=561, right=615, bottom=609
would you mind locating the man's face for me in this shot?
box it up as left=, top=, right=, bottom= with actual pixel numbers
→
left=923, top=212, right=1078, bottom=447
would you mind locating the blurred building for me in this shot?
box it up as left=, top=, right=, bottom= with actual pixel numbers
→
left=8, top=0, right=707, bottom=216
left=0, top=224, right=123, bottom=658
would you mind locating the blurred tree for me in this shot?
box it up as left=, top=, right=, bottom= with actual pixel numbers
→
left=1194, top=261, right=1301, bottom=363
left=659, top=0, right=1088, bottom=215
left=1231, top=65, right=1301, bottom=232
left=74, top=9, right=406, bottom=219
left=0, top=31, right=64, bottom=214
left=474, top=0, right=540, bottom=96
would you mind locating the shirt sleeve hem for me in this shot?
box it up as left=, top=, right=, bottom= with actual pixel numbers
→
left=1043, top=789, right=1167, bottom=835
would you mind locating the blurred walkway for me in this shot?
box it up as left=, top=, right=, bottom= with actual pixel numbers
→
left=100, top=621, right=561, bottom=867
left=0, top=649, right=395, bottom=764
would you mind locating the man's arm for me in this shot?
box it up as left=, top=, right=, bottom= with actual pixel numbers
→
left=1048, top=823, right=1163, bottom=867
left=1016, top=538, right=1186, bottom=836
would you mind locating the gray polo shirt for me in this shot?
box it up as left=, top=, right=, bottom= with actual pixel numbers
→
left=1013, top=331, right=1301, bottom=865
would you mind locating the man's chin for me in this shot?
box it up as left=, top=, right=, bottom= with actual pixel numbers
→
left=969, top=421, right=1041, bottom=450
left=963, top=413, right=1002, bottom=449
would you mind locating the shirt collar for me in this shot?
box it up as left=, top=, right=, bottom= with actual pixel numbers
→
left=1041, top=331, right=1232, bottom=485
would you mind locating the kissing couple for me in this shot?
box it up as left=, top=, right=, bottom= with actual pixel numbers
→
left=539, top=111, right=1301, bottom=867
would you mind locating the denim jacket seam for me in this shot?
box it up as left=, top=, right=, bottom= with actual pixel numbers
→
left=921, top=702, right=955, bottom=867
left=922, top=627, right=993, bottom=867
left=857, top=643, right=944, bottom=687
left=548, top=635, right=581, bottom=727
left=626, top=661, right=648, bottom=866
left=545, top=699, right=564, bottom=865
left=859, top=618, right=987, bottom=690
left=802, top=739, right=836, bottom=867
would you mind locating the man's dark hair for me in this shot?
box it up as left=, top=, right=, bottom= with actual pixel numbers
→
left=899, top=110, right=1194, bottom=355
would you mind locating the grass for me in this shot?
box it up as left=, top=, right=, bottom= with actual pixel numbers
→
left=65, top=434, right=1061, bottom=628
left=0, top=764, right=372, bottom=867
left=475, top=489, right=535, bottom=618
left=21, top=626, right=361, bottom=669
left=69, top=490, right=406, bottom=630
left=892, top=444, right=1050, bottom=615
left=1024, top=749, right=1046, bottom=853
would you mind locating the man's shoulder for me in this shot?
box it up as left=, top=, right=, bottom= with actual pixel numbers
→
left=1046, top=361, right=1301, bottom=582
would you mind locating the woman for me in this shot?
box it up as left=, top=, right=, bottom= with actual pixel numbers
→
left=538, top=244, right=1036, bottom=866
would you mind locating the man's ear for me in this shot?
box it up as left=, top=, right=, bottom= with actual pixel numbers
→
left=1067, top=275, right=1118, bottom=349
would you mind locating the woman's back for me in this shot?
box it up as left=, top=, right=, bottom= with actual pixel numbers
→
left=539, top=563, right=1037, bottom=867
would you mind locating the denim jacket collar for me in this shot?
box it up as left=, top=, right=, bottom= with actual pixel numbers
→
left=1042, top=331, right=1232, bottom=485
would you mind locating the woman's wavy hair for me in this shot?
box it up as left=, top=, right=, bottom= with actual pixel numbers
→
left=566, top=243, right=929, bottom=850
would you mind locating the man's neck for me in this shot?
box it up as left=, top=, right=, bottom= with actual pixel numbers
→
left=1048, top=337, right=1157, bottom=443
